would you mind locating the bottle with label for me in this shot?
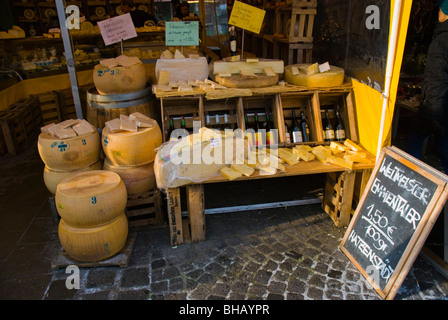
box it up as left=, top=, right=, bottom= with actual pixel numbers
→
left=245, top=113, right=255, bottom=145
left=206, top=114, right=211, bottom=128
left=229, top=26, right=237, bottom=56
left=334, top=108, right=346, bottom=141
left=291, top=110, right=303, bottom=143
left=215, top=114, right=222, bottom=131
left=323, top=109, right=335, bottom=142
left=300, top=111, right=310, bottom=142
left=254, top=113, right=262, bottom=145
left=265, top=112, right=274, bottom=145
left=223, top=114, right=231, bottom=130
left=285, top=122, right=291, bottom=144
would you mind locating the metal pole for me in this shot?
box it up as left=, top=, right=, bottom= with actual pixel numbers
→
left=55, top=0, right=83, bottom=119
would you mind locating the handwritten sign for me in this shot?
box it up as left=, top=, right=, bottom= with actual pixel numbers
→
left=97, top=13, right=137, bottom=46
left=165, top=21, right=199, bottom=46
left=340, top=146, right=448, bottom=299
left=228, top=1, right=266, bottom=34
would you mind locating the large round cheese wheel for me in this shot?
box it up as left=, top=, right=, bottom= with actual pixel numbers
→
left=58, top=213, right=128, bottom=262
left=55, top=170, right=127, bottom=227
left=102, top=123, right=162, bottom=166
left=38, top=130, right=100, bottom=171
left=93, top=62, right=147, bottom=95
left=103, top=158, right=156, bottom=195
left=43, top=160, right=103, bottom=194
left=285, top=64, right=345, bottom=87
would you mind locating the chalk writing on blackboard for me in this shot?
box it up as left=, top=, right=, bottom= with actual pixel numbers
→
left=340, top=146, right=447, bottom=299
left=165, top=21, right=199, bottom=46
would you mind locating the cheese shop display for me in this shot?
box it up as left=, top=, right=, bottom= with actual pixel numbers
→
left=43, top=160, right=103, bottom=194
left=38, top=120, right=100, bottom=172
left=103, top=158, right=156, bottom=196
left=55, top=170, right=127, bottom=227
left=154, top=128, right=249, bottom=189
left=102, top=114, right=162, bottom=166
left=284, top=63, right=345, bottom=87
left=58, top=212, right=128, bottom=262
left=93, top=55, right=147, bottom=95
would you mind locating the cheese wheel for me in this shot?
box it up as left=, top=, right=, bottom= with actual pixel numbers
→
left=38, top=130, right=100, bottom=171
left=55, top=170, right=127, bottom=227
left=102, top=122, right=162, bottom=166
left=103, top=158, right=156, bottom=195
left=285, top=64, right=345, bottom=87
left=93, top=62, right=147, bottom=95
left=43, top=160, right=103, bottom=194
left=215, top=74, right=279, bottom=88
left=58, top=213, right=128, bottom=262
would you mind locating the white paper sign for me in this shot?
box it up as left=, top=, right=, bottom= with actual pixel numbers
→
left=98, top=13, right=137, bottom=46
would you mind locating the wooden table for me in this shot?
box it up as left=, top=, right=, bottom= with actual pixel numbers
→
left=165, top=153, right=376, bottom=246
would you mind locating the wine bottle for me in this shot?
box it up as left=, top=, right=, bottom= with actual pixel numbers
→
left=291, top=110, right=303, bottom=143
left=254, top=113, right=262, bottom=145
left=324, top=109, right=335, bottom=142
left=215, top=114, right=222, bottom=131
left=265, top=112, right=273, bottom=145
left=206, top=114, right=211, bottom=128
left=229, top=26, right=237, bottom=56
left=167, top=116, right=175, bottom=141
left=224, top=114, right=231, bottom=130
left=300, top=111, right=310, bottom=142
left=285, top=122, right=291, bottom=144
left=334, top=108, right=346, bottom=141
left=245, top=113, right=255, bottom=145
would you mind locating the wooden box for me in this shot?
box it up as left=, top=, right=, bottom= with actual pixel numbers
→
left=0, top=99, right=42, bottom=155
left=126, top=189, right=164, bottom=228
left=32, top=91, right=61, bottom=125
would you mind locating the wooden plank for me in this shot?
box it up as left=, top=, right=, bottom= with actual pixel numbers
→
left=186, top=184, right=206, bottom=243
left=336, top=170, right=356, bottom=227
left=311, top=91, right=324, bottom=142
left=346, top=90, right=359, bottom=142
left=167, top=188, right=183, bottom=246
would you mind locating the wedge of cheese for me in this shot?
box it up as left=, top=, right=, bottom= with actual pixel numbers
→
left=278, top=148, right=299, bottom=166
left=220, top=167, right=242, bottom=180
left=344, top=139, right=364, bottom=152
left=327, top=155, right=353, bottom=170
left=231, top=163, right=255, bottom=177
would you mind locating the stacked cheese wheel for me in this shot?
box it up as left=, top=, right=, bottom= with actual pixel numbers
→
left=56, top=170, right=128, bottom=262
left=38, top=121, right=102, bottom=194
left=101, top=117, right=162, bottom=195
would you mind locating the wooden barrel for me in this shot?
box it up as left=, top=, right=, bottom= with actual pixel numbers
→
left=55, top=170, right=127, bottom=227
left=86, top=87, right=158, bottom=131
left=58, top=213, right=128, bottom=262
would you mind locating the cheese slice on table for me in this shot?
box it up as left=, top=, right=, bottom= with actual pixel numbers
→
left=344, top=139, right=364, bottom=152
left=231, top=163, right=255, bottom=177
left=220, top=167, right=242, bottom=180
left=277, top=148, right=299, bottom=166
left=327, top=155, right=353, bottom=170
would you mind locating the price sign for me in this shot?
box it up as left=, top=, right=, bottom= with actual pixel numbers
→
left=340, top=146, right=448, bottom=299
left=165, top=21, right=199, bottom=46
left=97, top=13, right=137, bottom=46
left=228, top=1, right=266, bottom=34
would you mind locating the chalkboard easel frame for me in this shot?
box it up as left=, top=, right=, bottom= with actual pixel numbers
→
left=340, top=146, right=448, bottom=300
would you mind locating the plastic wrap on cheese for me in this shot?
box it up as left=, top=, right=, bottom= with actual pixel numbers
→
left=154, top=129, right=249, bottom=189
left=155, top=57, right=209, bottom=84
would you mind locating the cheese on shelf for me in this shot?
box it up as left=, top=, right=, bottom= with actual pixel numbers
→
left=220, top=166, right=243, bottom=180
left=231, top=163, right=255, bottom=177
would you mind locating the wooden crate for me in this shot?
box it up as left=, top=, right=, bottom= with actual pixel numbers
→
left=126, top=189, right=164, bottom=227
left=55, top=85, right=92, bottom=120
left=322, top=169, right=371, bottom=227
left=32, top=91, right=61, bottom=125
left=0, top=101, right=41, bottom=155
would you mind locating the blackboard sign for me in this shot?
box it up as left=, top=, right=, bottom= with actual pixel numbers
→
left=340, top=146, right=448, bottom=299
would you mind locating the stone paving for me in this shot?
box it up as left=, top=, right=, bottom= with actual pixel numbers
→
left=0, top=145, right=448, bottom=301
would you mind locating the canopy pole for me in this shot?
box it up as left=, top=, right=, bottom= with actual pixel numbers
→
left=376, top=0, right=403, bottom=160
left=55, top=0, right=83, bottom=119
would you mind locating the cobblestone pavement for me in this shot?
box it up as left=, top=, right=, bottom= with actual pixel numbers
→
left=0, top=146, right=447, bottom=302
